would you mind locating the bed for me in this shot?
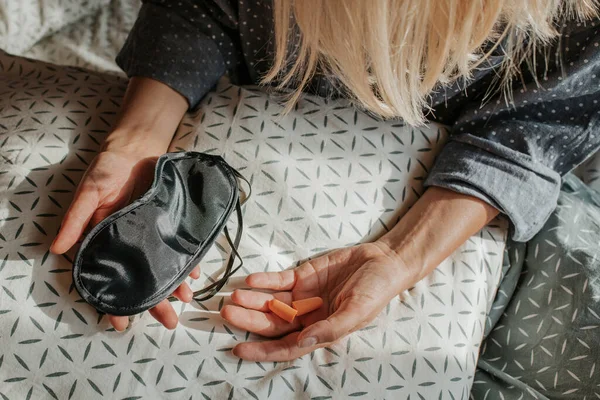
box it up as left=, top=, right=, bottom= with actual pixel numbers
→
left=0, top=1, right=598, bottom=399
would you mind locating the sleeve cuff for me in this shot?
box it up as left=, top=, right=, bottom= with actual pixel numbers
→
left=424, top=135, right=561, bottom=242
left=115, top=4, right=226, bottom=109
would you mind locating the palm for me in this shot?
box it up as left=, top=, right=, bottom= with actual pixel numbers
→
left=51, top=150, right=199, bottom=331
left=80, top=151, right=155, bottom=226
left=222, top=243, right=407, bottom=361
left=291, top=246, right=399, bottom=327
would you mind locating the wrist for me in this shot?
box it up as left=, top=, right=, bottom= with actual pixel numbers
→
left=372, top=239, right=424, bottom=286
left=376, top=187, right=499, bottom=283
left=102, top=128, right=169, bottom=158
left=101, top=77, right=188, bottom=158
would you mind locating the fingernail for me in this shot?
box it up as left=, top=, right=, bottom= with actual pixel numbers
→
left=298, top=337, right=318, bottom=348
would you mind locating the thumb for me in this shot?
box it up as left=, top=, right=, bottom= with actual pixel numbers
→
left=50, top=189, right=98, bottom=254
left=297, top=298, right=366, bottom=348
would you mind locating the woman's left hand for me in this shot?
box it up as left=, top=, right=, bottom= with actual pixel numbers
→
left=221, top=242, right=417, bottom=361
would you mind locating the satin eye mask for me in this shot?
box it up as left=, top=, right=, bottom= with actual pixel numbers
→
left=72, top=151, right=249, bottom=316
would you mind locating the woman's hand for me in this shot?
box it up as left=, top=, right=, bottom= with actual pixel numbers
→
left=51, top=77, right=190, bottom=331
left=222, top=187, right=500, bottom=361
left=221, top=242, right=417, bottom=361
left=50, top=147, right=199, bottom=331
left=51, top=149, right=157, bottom=251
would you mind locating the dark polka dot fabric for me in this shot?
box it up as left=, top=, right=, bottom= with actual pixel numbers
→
left=116, top=0, right=600, bottom=241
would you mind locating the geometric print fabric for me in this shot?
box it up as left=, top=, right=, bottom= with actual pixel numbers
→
left=0, top=51, right=507, bottom=399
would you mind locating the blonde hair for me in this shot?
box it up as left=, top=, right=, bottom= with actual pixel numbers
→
left=262, top=0, right=599, bottom=125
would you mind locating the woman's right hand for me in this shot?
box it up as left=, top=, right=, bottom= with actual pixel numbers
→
left=50, top=146, right=198, bottom=331
left=50, top=77, right=191, bottom=331
left=51, top=148, right=157, bottom=251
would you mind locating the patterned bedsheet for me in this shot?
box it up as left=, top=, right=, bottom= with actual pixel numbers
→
left=4, top=0, right=600, bottom=398
left=0, top=48, right=508, bottom=399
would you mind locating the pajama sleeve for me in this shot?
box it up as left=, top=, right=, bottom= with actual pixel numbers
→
left=116, top=0, right=244, bottom=109
left=425, top=21, right=600, bottom=241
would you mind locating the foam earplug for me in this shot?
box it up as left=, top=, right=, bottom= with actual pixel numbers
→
left=268, top=299, right=298, bottom=323
left=292, top=297, right=324, bottom=316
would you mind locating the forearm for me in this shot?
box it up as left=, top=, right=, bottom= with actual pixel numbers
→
left=378, top=187, right=499, bottom=284
left=102, top=77, right=189, bottom=156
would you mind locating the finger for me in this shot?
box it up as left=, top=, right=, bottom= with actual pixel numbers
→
left=50, top=189, right=99, bottom=254
left=231, top=289, right=293, bottom=312
left=108, top=315, right=129, bottom=332
left=148, top=299, right=178, bottom=330
left=190, top=266, right=200, bottom=280
left=233, top=331, right=320, bottom=362
left=221, top=305, right=301, bottom=337
left=172, top=283, right=193, bottom=303
left=296, top=298, right=364, bottom=347
left=245, top=270, right=296, bottom=291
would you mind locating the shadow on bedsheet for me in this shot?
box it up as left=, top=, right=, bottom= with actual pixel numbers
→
left=0, top=50, right=130, bottom=332
left=1, top=130, right=110, bottom=329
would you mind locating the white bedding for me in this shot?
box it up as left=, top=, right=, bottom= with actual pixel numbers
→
left=19, top=0, right=140, bottom=75
left=0, top=0, right=112, bottom=55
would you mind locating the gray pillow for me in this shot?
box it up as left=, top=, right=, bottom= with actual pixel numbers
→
left=473, top=175, right=600, bottom=399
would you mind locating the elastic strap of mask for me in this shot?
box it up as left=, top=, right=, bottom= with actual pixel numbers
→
left=169, top=169, right=250, bottom=303
left=189, top=199, right=244, bottom=302
left=231, top=168, right=251, bottom=205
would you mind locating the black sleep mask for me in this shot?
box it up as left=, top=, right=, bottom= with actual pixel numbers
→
left=72, top=151, right=250, bottom=316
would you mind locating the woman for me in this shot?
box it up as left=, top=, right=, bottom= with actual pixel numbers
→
left=50, top=0, right=600, bottom=362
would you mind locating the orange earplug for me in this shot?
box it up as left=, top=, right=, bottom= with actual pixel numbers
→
left=292, top=297, right=324, bottom=316
left=268, top=299, right=298, bottom=323
left=268, top=297, right=324, bottom=323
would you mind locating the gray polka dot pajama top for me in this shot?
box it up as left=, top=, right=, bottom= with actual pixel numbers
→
left=116, top=0, right=600, bottom=242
